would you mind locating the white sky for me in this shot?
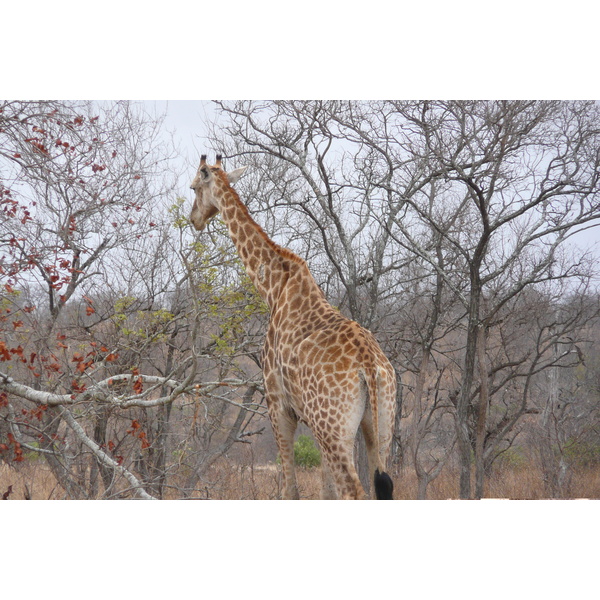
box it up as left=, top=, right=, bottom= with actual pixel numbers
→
left=153, top=99, right=600, bottom=256
left=155, top=100, right=214, bottom=159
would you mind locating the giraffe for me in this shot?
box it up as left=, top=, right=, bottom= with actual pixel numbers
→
left=189, top=155, right=397, bottom=499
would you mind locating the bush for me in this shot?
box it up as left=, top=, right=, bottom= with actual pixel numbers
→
left=494, top=446, right=528, bottom=470
left=564, top=439, right=600, bottom=467
left=276, top=435, right=322, bottom=469
left=294, top=435, right=321, bottom=468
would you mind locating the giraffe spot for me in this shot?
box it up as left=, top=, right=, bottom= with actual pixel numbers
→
left=338, top=357, right=351, bottom=371
left=323, top=363, right=335, bottom=375
left=290, top=296, right=302, bottom=311
left=328, top=347, right=342, bottom=361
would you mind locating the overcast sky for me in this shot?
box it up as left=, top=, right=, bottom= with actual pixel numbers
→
left=153, top=100, right=599, bottom=255
left=148, top=100, right=214, bottom=165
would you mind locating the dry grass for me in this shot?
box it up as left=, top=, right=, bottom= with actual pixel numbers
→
left=185, top=463, right=323, bottom=500
left=0, top=462, right=64, bottom=500
left=2, top=459, right=600, bottom=500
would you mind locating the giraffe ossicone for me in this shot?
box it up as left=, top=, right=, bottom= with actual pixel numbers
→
left=190, top=155, right=397, bottom=499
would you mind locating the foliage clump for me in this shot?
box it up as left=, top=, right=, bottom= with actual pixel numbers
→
left=293, top=435, right=322, bottom=468
left=275, top=435, right=321, bottom=468
left=564, top=439, right=600, bottom=467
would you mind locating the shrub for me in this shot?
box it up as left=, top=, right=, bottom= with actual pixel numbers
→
left=276, top=435, right=322, bottom=469
left=294, top=435, right=321, bottom=468
left=564, top=439, right=600, bottom=467
left=494, top=446, right=528, bottom=470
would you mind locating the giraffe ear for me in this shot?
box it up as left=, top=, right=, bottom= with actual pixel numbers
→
left=226, top=166, right=248, bottom=185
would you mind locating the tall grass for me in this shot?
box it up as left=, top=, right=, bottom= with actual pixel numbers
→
left=2, top=458, right=599, bottom=499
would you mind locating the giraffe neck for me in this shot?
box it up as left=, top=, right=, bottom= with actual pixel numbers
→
left=218, top=185, right=303, bottom=310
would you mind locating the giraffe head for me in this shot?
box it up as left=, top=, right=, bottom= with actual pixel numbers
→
left=189, top=154, right=248, bottom=230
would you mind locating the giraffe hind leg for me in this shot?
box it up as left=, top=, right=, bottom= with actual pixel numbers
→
left=316, top=436, right=366, bottom=500
left=268, top=403, right=300, bottom=500
left=318, top=453, right=339, bottom=499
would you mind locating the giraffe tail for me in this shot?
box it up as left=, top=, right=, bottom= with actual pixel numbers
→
left=365, top=366, right=394, bottom=500
left=374, top=469, right=394, bottom=500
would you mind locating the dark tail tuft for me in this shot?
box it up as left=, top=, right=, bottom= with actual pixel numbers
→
left=374, top=469, right=394, bottom=500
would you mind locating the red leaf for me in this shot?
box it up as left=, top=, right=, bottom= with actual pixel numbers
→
left=71, top=380, right=87, bottom=393
left=0, top=342, right=11, bottom=362
left=133, top=377, right=143, bottom=395
left=10, top=345, right=24, bottom=358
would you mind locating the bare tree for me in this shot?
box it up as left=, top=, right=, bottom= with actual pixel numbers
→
left=206, top=100, right=600, bottom=498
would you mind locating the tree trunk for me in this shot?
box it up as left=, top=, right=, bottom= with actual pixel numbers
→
left=40, top=407, right=86, bottom=499
left=391, top=374, right=403, bottom=468
left=474, top=324, right=489, bottom=499
left=456, top=293, right=480, bottom=499
left=92, top=406, right=115, bottom=497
